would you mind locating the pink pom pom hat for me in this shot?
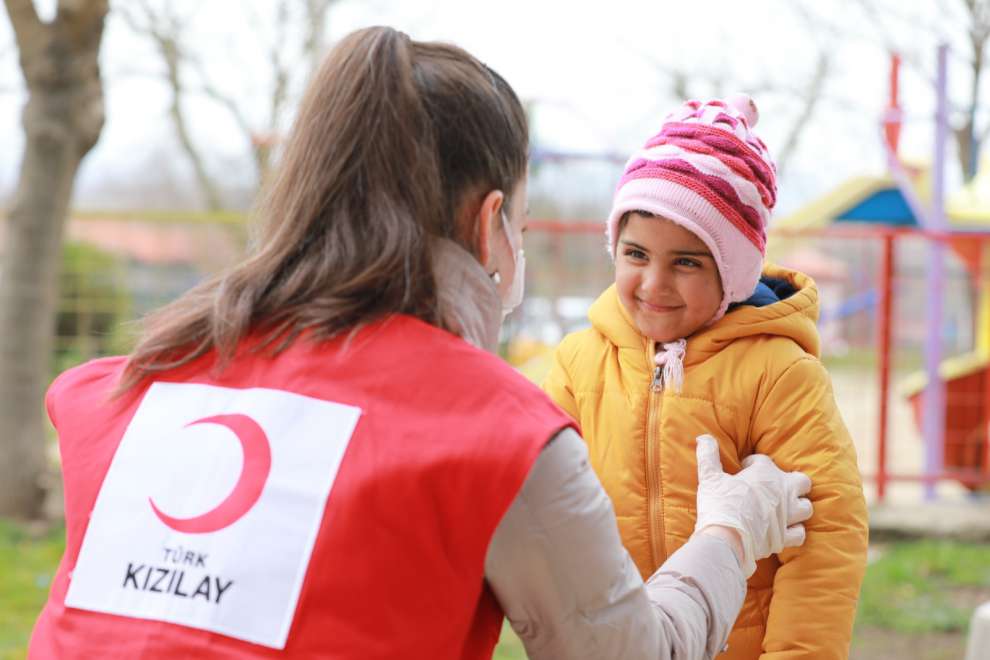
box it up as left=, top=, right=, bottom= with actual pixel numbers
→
left=606, top=94, right=778, bottom=322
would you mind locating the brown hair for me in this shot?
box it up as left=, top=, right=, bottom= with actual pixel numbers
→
left=117, top=26, right=528, bottom=392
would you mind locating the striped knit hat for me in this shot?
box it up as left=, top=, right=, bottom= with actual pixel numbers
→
left=607, top=94, right=777, bottom=322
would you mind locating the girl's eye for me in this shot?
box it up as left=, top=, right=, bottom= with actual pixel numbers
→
left=675, top=257, right=702, bottom=268
left=624, top=248, right=647, bottom=260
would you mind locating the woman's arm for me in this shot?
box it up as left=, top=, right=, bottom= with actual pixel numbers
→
left=484, top=428, right=774, bottom=660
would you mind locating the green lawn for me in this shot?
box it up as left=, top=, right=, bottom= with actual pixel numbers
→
left=851, top=541, right=990, bottom=659
left=0, top=521, right=63, bottom=660
left=856, top=541, right=990, bottom=634
left=2, top=519, right=988, bottom=659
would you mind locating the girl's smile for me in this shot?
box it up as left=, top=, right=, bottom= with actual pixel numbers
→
left=636, top=299, right=684, bottom=314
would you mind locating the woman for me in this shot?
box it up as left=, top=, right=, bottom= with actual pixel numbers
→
left=30, top=27, right=812, bottom=659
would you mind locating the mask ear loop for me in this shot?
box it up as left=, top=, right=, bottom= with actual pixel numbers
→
left=500, top=209, right=519, bottom=254
left=489, top=209, right=517, bottom=286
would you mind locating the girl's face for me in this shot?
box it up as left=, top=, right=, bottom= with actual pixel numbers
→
left=615, top=212, right=723, bottom=343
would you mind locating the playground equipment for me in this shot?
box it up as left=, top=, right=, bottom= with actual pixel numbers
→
left=773, top=50, right=990, bottom=499
left=516, top=50, right=990, bottom=500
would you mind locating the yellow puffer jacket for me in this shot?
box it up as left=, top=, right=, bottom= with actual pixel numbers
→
left=543, top=264, right=868, bottom=659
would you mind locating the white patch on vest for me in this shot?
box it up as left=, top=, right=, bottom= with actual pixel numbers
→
left=65, top=382, right=361, bottom=649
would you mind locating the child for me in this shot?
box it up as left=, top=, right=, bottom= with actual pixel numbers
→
left=543, top=95, right=868, bottom=659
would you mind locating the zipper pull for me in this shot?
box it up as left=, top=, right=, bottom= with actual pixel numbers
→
left=651, top=365, right=663, bottom=392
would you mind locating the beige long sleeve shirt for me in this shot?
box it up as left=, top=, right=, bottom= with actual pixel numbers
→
left=486, top=429, right=745, bottom=660
left=432, top=237, right=747, bottom=659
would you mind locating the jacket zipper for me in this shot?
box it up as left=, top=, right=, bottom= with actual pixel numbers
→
left=645, top=345, right=667, bottom=569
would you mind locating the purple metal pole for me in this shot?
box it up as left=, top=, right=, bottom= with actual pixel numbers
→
left=923, top=44, right=949, bottom=500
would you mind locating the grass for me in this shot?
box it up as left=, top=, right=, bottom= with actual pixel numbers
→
left=3, top=519, right=989, bottom=659
left=0, top=520, right=64, bottom=660
left=493, top=624, right=526, bottom=659
left=856, top=541, right=990, bottom=635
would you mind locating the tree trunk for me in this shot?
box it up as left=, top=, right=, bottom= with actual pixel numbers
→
left=0, top=0, right=107, bottom=518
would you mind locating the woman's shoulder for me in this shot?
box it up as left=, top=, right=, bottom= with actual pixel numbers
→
left=49, top=356, right=128, bottom=396
left=394, top=315, right=556, bottom=390
left=47, top=356, right=129, bottom=425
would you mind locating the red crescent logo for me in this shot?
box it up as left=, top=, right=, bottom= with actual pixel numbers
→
left=149, top=414, right=272, bottom=534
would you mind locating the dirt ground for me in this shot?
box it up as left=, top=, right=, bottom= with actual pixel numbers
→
left=827, top=367, right=973, bottom=506
left=851, top=629, right=968, bottom=660
left=851, top=582, right=990, bottom=658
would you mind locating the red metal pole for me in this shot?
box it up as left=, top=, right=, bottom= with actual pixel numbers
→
left=883, top=53, right=902, bottom=156
left=876, top=233, right=895, bottom=502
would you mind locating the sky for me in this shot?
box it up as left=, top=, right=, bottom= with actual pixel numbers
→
left=0, top=0, right=977, bottom=218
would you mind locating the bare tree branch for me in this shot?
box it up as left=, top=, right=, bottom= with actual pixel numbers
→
left=118, top=0, right=224, bottom=210
left=114, top=0, right=151, bottom=36
left=254, top=0, right=293, bottom=182
left=187, top=55, right=253, bottom=140
left=846, top=0, right=988, bottom=121
left=303, top=0, right=333, bottom=72
left=805, top=0, right=990, bottom=181
left=842, top=0, right=937, bottom=87
left=627, top=20, right=833, bottom=179
left=775, top=52, right=830, bottom=175
left=121, top=0, right=343, bottom=204
left=3, top=0, right=46, bottom=61
left=953, top=0, right=990, bottom=178
left=56, top=0, right=110, bottom=38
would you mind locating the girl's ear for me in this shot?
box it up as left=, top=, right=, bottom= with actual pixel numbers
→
left=474, top=189, right=504, bottom=272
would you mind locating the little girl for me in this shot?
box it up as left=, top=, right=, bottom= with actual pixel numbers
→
left=544, top=96, right=868, bottom=660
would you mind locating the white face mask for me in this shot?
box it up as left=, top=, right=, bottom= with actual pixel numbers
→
left=491, top=210, right=526, bottom=320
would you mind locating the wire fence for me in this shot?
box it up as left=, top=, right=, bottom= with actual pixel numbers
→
left=46, top=213, right=990, bottom=502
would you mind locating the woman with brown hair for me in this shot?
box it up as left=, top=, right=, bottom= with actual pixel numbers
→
left=30, top=26, right=812, bottom=659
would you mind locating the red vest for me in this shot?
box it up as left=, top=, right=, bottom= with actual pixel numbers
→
left=30, top=316, right=573, bottom=659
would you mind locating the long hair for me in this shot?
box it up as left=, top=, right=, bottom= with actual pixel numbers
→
left=117, top=27, right=528, bottom=393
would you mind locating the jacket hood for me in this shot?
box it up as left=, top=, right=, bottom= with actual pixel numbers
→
left=588, top=263, right=820, bottom=366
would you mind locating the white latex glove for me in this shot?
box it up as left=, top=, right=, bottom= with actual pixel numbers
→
left=693, top=434, right=813, bottom=577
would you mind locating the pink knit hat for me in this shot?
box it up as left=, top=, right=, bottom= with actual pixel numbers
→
left=607, top=94, right=777, bottom=322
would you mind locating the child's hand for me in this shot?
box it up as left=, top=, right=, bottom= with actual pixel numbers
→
left=693, top=434, right=813, bottom=577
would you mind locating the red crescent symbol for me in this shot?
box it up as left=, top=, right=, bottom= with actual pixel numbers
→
left=149, top=414, right=272, bottom=534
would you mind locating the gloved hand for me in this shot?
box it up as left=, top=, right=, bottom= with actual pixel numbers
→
left=693, top=434, right=813, bottom=577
